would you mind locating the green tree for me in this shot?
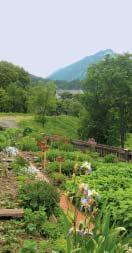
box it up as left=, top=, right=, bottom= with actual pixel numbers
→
left=28, top=82, right=57, bottom=125
left=7, top=83, right=28, bottom=112
left=0, top=61, right=30, bottom=89
left=0, top=88, right=9, bottom=112
left=80, top=53, right=132, bottom=147
left=61, top=92, right=73, bottom=100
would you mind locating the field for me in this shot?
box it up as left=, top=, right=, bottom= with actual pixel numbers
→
left=0, top=114, right=132, bottom=252
left=0, top=114, right=79, bottom=139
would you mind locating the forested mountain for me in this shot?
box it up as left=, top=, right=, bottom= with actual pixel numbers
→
left=30, top=75, right=82, bottom=90
left=49, top=49, right=114, bottom=81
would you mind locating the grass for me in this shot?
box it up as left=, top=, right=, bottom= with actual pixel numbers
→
left=0, top=113, right=32, bottom=122
left=20, top=115, right=79, bottom=139
left=0, top=113, right=79, bottom=139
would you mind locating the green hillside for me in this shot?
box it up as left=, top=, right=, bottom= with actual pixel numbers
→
left=49, top=49, right=114, bottom=81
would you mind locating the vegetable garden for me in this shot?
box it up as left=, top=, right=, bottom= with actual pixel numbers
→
left=0, top=119, right=132, bottom=252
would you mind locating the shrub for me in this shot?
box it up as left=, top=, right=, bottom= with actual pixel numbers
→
left=53, top=238, right=67, bottom=253
left=51, top=141, right=62, bottom=149
left=61, top=160, right=82, bottom=176
left=60, top=143, right=74, bottom=152
left=15, top=156, right=28, bottom=167
left=23, top=207, right=47, bottom=234
left=88, top=151, right=100, bottom=159
left=47, top=162, right=59, bottom=174
left=38, top=239, right=67, bottom=252
left=17, top=175, right=29, bottom=183
left=23, top=127, right=33, bottom=136
left=19, top=181, right=60, bottom=216
left=11, top=156, right=28, bottom=175
left=48, top=160, right=75, bottom=176
left=51, top=141, right=74, bottom=152
left=61, top=160, right=75, bottom=176
left=63, top=150, right=93, bottom=162
left=19, top=240, right=37, bottom=253
left=31, top=132, right=44, bottom=142
left=40, top=221, right=60, bottom=239
left=38, top=240, right=53, bottom=252
left=104, top=153, right=118, bottom=163
left=6, top=128, right=21, bottom=146
left=51, top=172, right=66, bottom=188
left=47, top=149, right=63, bottom=162
left=48, top=160, right=82, bottom=177
left=0, top=133, right=7, bottom=151
left=17, top=136, right=39, bottom=152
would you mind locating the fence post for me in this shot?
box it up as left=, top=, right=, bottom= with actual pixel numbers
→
left=124, top=149, right=129, bottom=162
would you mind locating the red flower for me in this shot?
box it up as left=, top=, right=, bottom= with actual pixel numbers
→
left=37, top=141, right=49, bottom=152
left=56, top=156, right=65, bottom=163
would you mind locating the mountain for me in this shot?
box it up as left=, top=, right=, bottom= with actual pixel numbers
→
left=48, top=49, right=114, bottom=81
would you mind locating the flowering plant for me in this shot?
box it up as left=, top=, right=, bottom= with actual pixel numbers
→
left=78, top=183, right=99, bottom=216
left=37, top=141, right=49, bottom=169
left=80, top=161, right=92, bottom=174
left=56, top=156, right=65, bottom=174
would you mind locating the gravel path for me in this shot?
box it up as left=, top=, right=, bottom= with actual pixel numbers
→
left=0, top=119, right=18, bottom=129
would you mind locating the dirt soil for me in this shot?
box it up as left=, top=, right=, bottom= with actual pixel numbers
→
left=0, top=171, right=18, bottom=208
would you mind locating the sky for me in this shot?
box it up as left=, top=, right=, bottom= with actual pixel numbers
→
left=0, top=0, right=131, bottom=77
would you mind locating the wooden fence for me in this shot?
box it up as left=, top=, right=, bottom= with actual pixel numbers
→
left=71, top=140, right=132, bottom=162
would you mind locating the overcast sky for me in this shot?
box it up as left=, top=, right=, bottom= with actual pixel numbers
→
left=0, top=0, right=131, bottom=77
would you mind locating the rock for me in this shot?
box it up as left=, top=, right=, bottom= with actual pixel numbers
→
left=5, top=147, right=19, bottom=157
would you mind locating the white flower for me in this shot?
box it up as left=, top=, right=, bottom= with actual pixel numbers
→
left=91, top=190, right=99, bottom=198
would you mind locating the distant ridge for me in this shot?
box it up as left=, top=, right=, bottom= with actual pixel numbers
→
left=48, top=49, right=114, bottom=81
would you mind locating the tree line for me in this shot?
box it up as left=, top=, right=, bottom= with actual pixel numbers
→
left=0, top=61, right=83, bottom=117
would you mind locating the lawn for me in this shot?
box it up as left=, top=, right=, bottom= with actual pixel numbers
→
left=19, top=115, right=79, bottom=139
left=0, top=113, right=79, bottom=139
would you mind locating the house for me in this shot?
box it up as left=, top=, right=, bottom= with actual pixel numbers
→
left=56, top=89, right=83, bottom=99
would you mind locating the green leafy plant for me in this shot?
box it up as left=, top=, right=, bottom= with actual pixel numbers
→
left=104, top=153, right=118, bottom=163
left=61, top=160, right=78, bottom=176
left=51, top=172, right=66, bottom=188
left=19, top=181, right=60, bottom=216
left=47, top=149, right=65, bottom=162
left=11, top=156, right=29, bottom=175
left=64, top=204, right=128, bottom=253
left=6, top=128, right=22, bottom=146
left=41, top=221, right=61, bottom=239
left=0, top=132, right=8, bottom=150
left=23, top=207, right=47, bottom=234
left=66, top=162, right=132, bottom=236
left=17, top=136, right=39, bottom=152
left=23, top=127, right=33, bottom=136
left=47, top=161, right=59, bottom=174
left=19, top=240, right=37, bottom=253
